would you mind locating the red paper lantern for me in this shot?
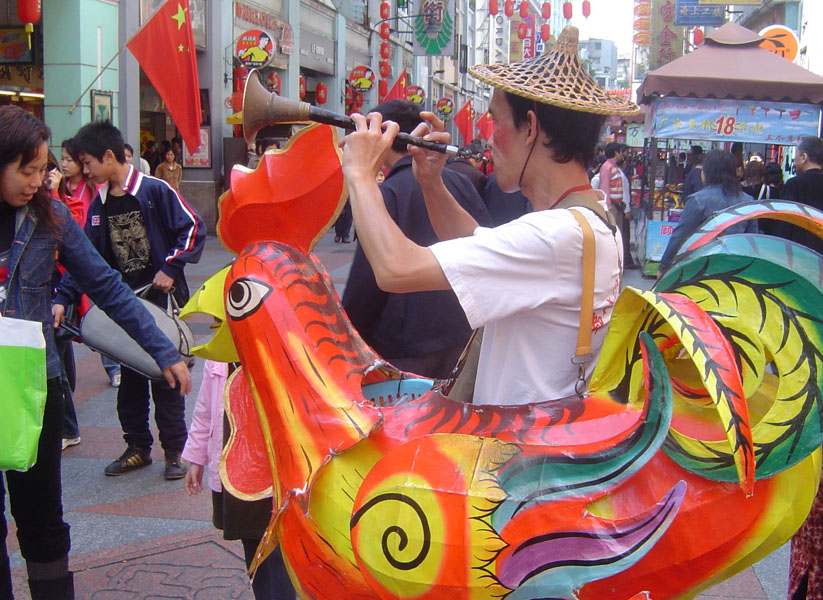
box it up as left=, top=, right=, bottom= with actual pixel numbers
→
left=519, top=1, right=529, bottom=18
left=582, top=0, right=591, bottom=17
left=299, top=76, right=306, bottom=100
left=379, top=79, right=388, bottom=98
left=267, top=71, right=281, bottom=95
left=693, top=28, right=704, bottom=45
left=380, top=42, right=391, bottom=59
left=563, top=1, right=572, bottom=19
left=489, top=0, right=499, bottom=16
left=380, top=22, right=391, bottom=39
left=17, top=0, right=41, bottom=24
left=380, top=1, right=390, bottom=19
left=233, top=66, right=249, bottom=92
left=231, top=90, right=243, bottom=112
left=504, top=0, right=514, bottom=17
left=541, top=1, right=551, bottom=19
left=379, top=60, right=391, bottom=78
left=517, top=21, right=528, bottom=40
left=541, top=23, right=550, bottom=41
left=315, top=82, right=328, bottom=105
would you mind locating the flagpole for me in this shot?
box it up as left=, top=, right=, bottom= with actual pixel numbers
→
left=68, top=44, right=127, bottom=115
left=67, top=0, right=174, bottom=114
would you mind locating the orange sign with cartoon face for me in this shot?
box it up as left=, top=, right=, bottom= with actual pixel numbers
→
left=759, top=25, right=799, bottom=62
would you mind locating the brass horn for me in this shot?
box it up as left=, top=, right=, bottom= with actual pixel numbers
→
left=241, top=70, right=485, bottom=161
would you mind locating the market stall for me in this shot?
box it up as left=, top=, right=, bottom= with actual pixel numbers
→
left=635, top=22, right=823, bottom=276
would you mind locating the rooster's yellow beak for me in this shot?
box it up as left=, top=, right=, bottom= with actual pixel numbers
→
left=179, top=266, right=240, bottom=363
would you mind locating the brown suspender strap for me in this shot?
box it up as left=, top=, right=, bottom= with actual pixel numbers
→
left=554, top=193, right=617, bottom=234
left=569, top=209, right=595, bottom=396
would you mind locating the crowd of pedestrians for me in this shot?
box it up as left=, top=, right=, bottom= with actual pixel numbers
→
left=2, top=85, right=823, bottom=599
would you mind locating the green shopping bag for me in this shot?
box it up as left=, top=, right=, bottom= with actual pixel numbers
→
left=0, top=312, right=47, bottom=471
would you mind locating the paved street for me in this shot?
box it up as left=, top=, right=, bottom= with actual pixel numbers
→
left=5, top=232, right=791, bottom=599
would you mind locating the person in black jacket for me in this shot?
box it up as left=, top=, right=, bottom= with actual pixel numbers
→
left=773, top=136, right=823, bottom=255
left=56, top=121, right=206, bottom=481
left=445, top=139, right=487, bottom=196
left=342, top=100, right=491, bottom=379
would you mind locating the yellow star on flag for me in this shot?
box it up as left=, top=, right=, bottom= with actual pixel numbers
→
left=172, top=4, right=187, bottom=30
left=178, top=44, right=184, bottom=52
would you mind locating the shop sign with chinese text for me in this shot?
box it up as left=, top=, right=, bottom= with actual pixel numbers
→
left=651, top=97, right=821, bottom=144
left=349, top=65, right=375, bottom=90
left=414, top=0, right=455, bottom=55
left=650, top=0, right=684, bottom=70
left=236, top=30, right=275, bottom=68
left=674, top=0, right=725, bottom=27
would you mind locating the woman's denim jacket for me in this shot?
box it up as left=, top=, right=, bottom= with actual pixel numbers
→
left=2, top=200, right=180, bottom=379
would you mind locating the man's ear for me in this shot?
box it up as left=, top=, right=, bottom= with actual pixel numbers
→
left=526, top=110, right=539, bottom=143
left=103, top=149, right=115, bottom=164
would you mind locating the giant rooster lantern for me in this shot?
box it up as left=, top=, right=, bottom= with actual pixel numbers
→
left=182, top=123, right=823, bottom=599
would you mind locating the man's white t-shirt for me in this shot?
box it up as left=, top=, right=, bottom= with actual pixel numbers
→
left=430, top=199, right=622, bottom=406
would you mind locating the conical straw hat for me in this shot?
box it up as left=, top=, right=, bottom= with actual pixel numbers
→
left=470, top=26, right=642, bottom=116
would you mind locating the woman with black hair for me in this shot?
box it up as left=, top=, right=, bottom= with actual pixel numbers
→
left=0, top=105, right=191, bottom=600
left=658, top=149, right=757, bottom=274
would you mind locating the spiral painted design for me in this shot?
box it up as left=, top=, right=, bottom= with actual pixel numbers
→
left=350, top=492, right=432, bottom=571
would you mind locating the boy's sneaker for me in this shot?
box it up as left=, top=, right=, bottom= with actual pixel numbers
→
left=104, top=445, right=152, bottom=476
left=164, top=450, right=188, bottom=480
left=61, top=437, right=81, bottom=451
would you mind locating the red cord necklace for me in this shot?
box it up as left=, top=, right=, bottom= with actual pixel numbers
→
left=556, top=184, right=594, bottom=204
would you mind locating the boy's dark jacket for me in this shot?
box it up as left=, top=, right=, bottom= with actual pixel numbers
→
left=56, top=164, right=206, bottom=307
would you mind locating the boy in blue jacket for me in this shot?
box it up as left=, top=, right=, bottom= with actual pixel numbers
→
left=54, top=121, right=206, bottom=480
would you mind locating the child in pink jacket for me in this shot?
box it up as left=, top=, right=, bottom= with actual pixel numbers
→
left=183, top=360, right=295, bottom=599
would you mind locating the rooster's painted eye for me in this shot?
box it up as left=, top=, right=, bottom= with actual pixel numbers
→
left=226, top=279, right=271, bottom=320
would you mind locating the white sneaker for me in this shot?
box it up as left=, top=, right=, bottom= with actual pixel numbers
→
left=62, top=437, right=81, bottom=451
left=111, top=372, right=121, bottom=387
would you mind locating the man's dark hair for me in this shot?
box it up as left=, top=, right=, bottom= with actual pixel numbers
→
left=371, top=100, right=423, bottom=153
left=73, top=120, right=126, bottom=163
left=145, top=140, right=157, bottom=150
left=764, top=162, right=784, bottom=186
left=702, top=149, right=740, bottom=196
left=731, top=142, right=743, bottom=155
left=798, top=136, right=823, bottom=166
left=505, top=92, right=605, bottom=166
left=464, top=138, right=485, bottom=155
left=604, top=142, right=622, bottom=159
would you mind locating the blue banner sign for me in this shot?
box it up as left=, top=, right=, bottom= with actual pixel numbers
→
left=651, top=97, right=821, bottom=144
left=674, top=0, right=725, bottom=27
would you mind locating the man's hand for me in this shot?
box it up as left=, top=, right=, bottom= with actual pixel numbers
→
left=52, top=303, right=66, bottom=329
left=408, top=111, right=450, bottom=184
left=163, top=360, right=192, bottom=396
left=341, top=112, right=399, bottom=183
left=185, top=463, right=204, bottom=495
left=153, top=270, right=174, bottom=293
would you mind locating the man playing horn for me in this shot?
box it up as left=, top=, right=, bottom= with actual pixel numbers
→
left=341, top=26, right=640, bottom=405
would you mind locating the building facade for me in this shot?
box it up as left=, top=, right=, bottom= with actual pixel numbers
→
left=1, top=0, right=579, bottom=230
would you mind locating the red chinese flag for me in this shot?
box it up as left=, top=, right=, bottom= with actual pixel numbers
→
left=475, top=111, right=494, bottom=141
left=384, top=69, right=408, bottom=102
left=127, top=0, right=202, bottom=152
left=453, top=100, right=475, bottom=144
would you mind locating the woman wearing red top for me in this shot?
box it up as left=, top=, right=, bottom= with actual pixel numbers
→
left=60, top=138, right=95, bottom=227
left=60, top=137, right=122, bottom=388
